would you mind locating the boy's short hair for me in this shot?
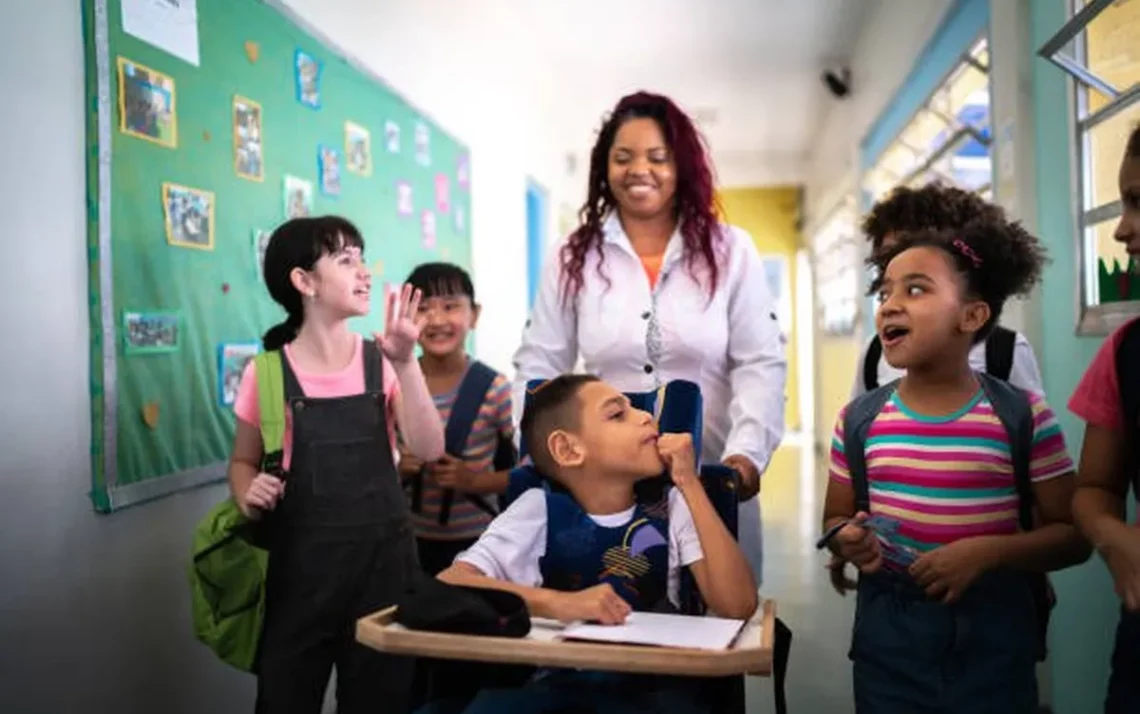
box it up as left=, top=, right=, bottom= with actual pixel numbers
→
left=405, top=262, right=476, bottom=303
left=861, top=182, right=1005, bottom=253
left=519, top=374, right=600, bottom=477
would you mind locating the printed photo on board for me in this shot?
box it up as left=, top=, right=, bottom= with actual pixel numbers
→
left=457, top=154, right=470, bottom=190
left=396, top=180, right=413, bottom=217
left=123, top=311, right=180, bottom=354
left=319, top=145, right=342, bottom=196
left=454, top=204, right=465, bottom=233
left=218, top=342, right=260, bottom=407
left=117, top=57, right=177, bottom=148
left=385, top=120, right=400, bottom=153
left=421, top=209, right=437, bottom=249
left=435, top=173, right=450, bottom=214
left=253, top=229, right=271, bottom=278
left=345, top=121, right=372, bottom=175
left=283, top=175, right=314, bottom=219
left=233, top=95, right=263, bottom=181
left=414, top=121, right=431, bottom=166
left=162, top=183, right=214, bottom=250
left=294, top=49, right=321, bottom=108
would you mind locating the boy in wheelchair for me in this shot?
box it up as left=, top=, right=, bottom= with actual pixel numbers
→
left=432, top=374, right=757, bottom=714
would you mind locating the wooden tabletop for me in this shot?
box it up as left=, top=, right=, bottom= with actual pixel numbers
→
left=356, top=599, right=775, bottom=678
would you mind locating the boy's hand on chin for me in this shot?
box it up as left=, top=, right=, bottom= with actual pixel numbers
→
left=548, top=583, right=631, bottom=625
left=657, top=433, right=699, bottom=492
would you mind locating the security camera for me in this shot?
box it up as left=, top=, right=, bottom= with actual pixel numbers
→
left=822, top=67, right=851, bottom=99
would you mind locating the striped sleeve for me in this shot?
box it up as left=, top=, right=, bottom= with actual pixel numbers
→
left=1027, top=392, right=1074, bottom=483
left=489, top=374, right=514, bottom=442
left=829, top=408, right=850, bottom=484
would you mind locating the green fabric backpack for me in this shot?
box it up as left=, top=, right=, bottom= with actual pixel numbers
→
left=189, top=350, right=285, bottom=673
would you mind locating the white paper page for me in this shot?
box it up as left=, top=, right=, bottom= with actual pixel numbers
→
left=121, top=0, right=200, bottom=67
left=557, top=612, right=745, bottom=651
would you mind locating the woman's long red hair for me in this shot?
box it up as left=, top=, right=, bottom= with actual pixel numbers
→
left=559, top=91, right=722, bottom=304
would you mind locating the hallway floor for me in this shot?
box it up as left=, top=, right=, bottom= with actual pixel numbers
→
left=745, top=445, right=856, bottom=714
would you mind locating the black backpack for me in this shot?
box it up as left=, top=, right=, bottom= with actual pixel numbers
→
left=863, top=325, right=1017, bottom=392
left=842, top=372, right=1052, bottom=661
left=1118, top=320, right=1140, bottom=494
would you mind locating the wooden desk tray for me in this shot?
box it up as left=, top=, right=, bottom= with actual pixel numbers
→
left=356, top=599, right=775, bottom=678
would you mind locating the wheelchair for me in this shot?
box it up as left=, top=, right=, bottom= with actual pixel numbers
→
left=414, top=379, right=791, bottom=714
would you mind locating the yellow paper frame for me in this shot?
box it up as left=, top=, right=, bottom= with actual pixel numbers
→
left=232, top=95, right=265, bottom=182
left=162, top=182, right=216, bottom=251
left=344, top=120, right=373, bottom=176
left=117, top=56, right=178, bottom=149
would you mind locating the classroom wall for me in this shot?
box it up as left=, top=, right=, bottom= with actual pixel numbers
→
left=0, top=1, right=571, bottom=711
left=1028, top=2, right=1125, bottom=710
left=718, top=187, right=803, bottom=432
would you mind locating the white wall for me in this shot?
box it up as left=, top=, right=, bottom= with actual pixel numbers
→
left=803, top=0, right=954, bottom=228
left=0, top=1, right=578, bottom=711
left=282, top=0, right=578, bottom=375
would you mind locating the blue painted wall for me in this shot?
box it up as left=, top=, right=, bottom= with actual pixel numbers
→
left=1029, top=2, right=1122, bottom=710
left=525, top=180, right=547, bottom=310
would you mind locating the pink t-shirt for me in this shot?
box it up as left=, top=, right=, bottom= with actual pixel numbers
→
left=1068, top=317, right=1140, bottom=432
left=233, top=334, right=401, bottom=470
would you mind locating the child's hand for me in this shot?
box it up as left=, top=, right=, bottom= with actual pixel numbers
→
left=397, top=451, right=424, bottom=480
left=428, top=454, right=478, bottom=491
left=240, top=473, right=284, bottom=520
left=1100, top=527, right=1140, bottom=611
left=909, top=536, right=998, bottom=604
left=547, top=583, right=631, bottom=625
left=374, top=283, right=425, bottom=365
left=826, top=555, right=858, bottom=595
left=657, top=433, right=698, bottom=490
left=833, top=512, right=883, bottom=574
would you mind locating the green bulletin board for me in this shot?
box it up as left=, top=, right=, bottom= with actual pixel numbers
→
left=83, top=0, right=472, bottom=512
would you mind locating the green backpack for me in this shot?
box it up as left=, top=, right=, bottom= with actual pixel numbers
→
left=189, top=350, right=285, bottom=673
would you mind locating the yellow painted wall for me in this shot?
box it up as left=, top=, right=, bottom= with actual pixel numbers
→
left=717, top=187, right=802, bottom=431
left=815, top=336, right=860, bottom=452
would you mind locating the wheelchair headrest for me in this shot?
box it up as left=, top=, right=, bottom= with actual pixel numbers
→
left=517, top=377, right=704, bottom=462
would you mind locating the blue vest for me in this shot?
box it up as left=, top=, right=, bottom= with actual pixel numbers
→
left=539, top=490, right=672, bottom=612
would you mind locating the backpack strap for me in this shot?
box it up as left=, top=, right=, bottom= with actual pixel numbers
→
left=977, top=372, right=1035, bottom=531
left=1117, top=320, right=1140, bottom=495
left=841, top=381, right=898, bottom=512
left=863, top=336, right=883, bottom=393
left=435, top=361, right=503, bottom=526
left=985, top=325, right=1017, bottom=382
left=253, top=351, right=286, bottom=478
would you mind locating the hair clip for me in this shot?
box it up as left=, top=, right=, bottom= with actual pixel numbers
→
left=526, top=380, right=552, bottom=396
left=952, top=238, right=983, bottom=268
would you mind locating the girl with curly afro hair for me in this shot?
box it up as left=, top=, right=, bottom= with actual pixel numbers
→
left=822, top=215, right=1091, bottom=712
left=510, top=91, right=787, bottom=588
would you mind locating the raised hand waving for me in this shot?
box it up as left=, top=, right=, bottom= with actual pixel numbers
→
left=374, top=283, right=424, bottom=365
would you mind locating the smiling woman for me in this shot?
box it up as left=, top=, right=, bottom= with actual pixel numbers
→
left=511, top=91, right=788, bottom=587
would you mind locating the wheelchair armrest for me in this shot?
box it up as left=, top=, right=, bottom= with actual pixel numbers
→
left=699, top=464, right=740, bottom=539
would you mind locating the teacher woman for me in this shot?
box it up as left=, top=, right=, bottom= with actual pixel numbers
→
left=511, top=91, right=787, bottom=582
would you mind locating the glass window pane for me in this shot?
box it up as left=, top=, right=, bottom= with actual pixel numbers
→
left=1086, top=100, right=1140, bottom=209
left=1085, top=0, right=1140, bottom=102
left=1088, top=217, right=1139, bottom=304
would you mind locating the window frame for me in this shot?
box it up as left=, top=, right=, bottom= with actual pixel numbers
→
left=1038, top=0, right=1140, bottom=335
left=810, top=196, right=861, bottom=338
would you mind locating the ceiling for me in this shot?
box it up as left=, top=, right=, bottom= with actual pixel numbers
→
left=516, top=0, right=872, bottom=179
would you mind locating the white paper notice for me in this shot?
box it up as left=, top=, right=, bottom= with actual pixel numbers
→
left=121, top=0, right=200, bottom=67
left=558, top=612, right=746, bottom=652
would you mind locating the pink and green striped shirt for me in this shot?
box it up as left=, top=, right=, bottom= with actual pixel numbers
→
left=829, top=389, right=1073, bottom=553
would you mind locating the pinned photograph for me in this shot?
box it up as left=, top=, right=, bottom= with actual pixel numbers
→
left=217, top=342, right=260, bottom=407
left=283, top=175, right=313, bottom=219
left=345, top=121, right=372, bottom=176
left=435, top=173, right=450, bottom=214
left=162, top=182, right=214, bottom=250
left=385, top=120, right=400, bottom=153
left=123, top=310, right=181, bottom=355
left=253, top=229, right=272, bottom=278
left=457, top=154, right=470, bottom=190
left=414, top=121, right=431, bottom=166
left=396, top=180, right=413, bottom=217
left=421, top=209, right=437, bottom=249
left=117, top=57, right=177, bottom=148
left=454, top=204, right=465, bottom=233
left=294, top=49, right=321, bottom=108
left=232, top=95, right=263, bottom=181
left=319, top=144, right=342, bottom=196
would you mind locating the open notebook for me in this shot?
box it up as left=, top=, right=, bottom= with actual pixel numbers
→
left=556, top=612, right=746, bottom=651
